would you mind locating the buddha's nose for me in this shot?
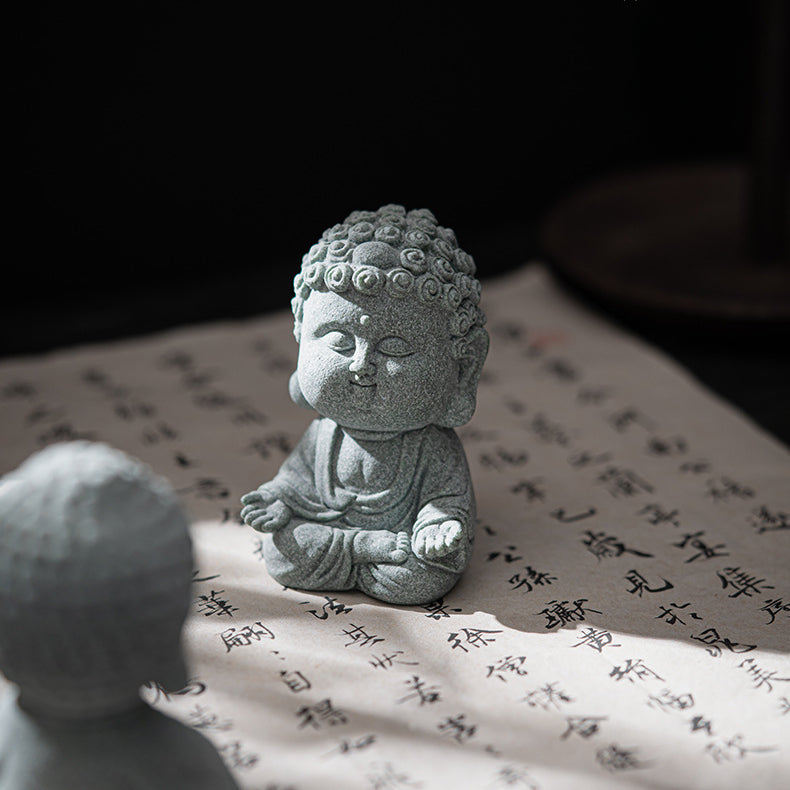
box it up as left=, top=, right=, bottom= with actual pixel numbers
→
left=349, top=342, right=376, bottom=383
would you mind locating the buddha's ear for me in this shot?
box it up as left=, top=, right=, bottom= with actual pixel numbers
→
left=438, top=327, right=490, bottom=427
left=289, top=371, right=313, bottom=410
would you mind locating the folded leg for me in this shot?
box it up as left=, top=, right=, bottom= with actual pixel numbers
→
left=264, top=521, right=358, bottom=592
left=263, top=521, right=409, bottom=593
left=356, top=549, right=462, bottom=606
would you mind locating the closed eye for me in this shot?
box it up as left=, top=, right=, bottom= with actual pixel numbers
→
left=322, top=330, right=355, bottom=354
left=377, top=336, right=413, bottom=357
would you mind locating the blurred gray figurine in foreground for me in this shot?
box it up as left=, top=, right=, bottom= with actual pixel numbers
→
left=0, top=441, right=239, bottom=790
left=241, top=205, right=489, bottom=605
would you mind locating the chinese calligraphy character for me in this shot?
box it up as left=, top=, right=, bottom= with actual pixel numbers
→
left=645, top=435, right=688, bottom=457
left=25, top=404, right=65, bottom=425
left=690, top=627, right=757, bottom=658
left=81, top=367, right=127, bottom=397
left=422, top=597, right=463, bottom=619
left=479, top=447, right=529, bottom=472
left=522, top=682, right=573, bottom=711
left=486, top=655, right=528, bottom=682
left=529, top=413, right=570, bottom=446
left=448, top=628, right=503, bottom=652
left=638, top=503, right=680, bottom=527
left=576, top=386, right=610, bottom=405
left=220, top=507, right=243, bottom=525
left=510, top=478, right=546, bottom=503
left=760, top=597, right=790, bottom=625
left=139, top=421, right=179, bottom=445
left=220, top=622, right=275, bottom=652
left=174, top=452, right=196, bottom=469
left=196, top=589, right=238, bottom=618
left=717, top=566, right=774, bottom=598
left=655, top=602, right=702, bottom=626
left=673, top=531, right=729, bottom=563
left=538, top=599, right=601, bottom=630
left=437, top=713, right=477, bottom=743
left=249, top=337, right=294, bottom=375
left=369, top=651, right=419, bottom=671
left=326, top=734, right=377, bottom=757
left=366, top=761, right=422, bottom=789
left=608, top=407, right=654, bottom=433
left=217, top=741, right=258, bottom=771
left=295, top=698, right=348, bottom=730
left=541, top=357, right=579, bottom=383
left=582, top=531, right=653, bottom=561
left=689, top=715, right=715, bottom=735
left=187, top=705, right=233, bottom=731
left=679, top=459, right=712, bottom=475
left=749, top=506, right=790, bottom=534
left=572, top=627, right=621, bottom=652
left=549, top=506, right=597, bottom=523
left=302, top=596, right=353, bottom=619
left=609, top=659, right=664, bottom=684
left=159, top=350, right=194, bottom=371
left=247, top=433, right=292, bottom=459
left=503, top=397, right=527, bottom=416
left=191, top=570, right=221, bottom=584
left=1, top=380, right=36, bottom=399
left=397, top=675, right=442, bottom=705
left=487, top=546, right=524, bottom=563
left=490, top=320, right=526, bottom=343
left=561, top=715, right=606, bottom=740
left=596, top=744, right=649, bottom=772
left=647, top=689, right=695, bottom=713
left=341, top=623, right=384, bottom=648
left=280, top=670, right=312, bottom=693
left=568, top=450, right=612, bottom=469
left=705, top=734, right=776, bottom=763
left=228, top=403, right=268, bottom=426
left=624, top=569, right=674, bottom=597
left=738, top=658, right=790, bottom=693
left=595, top=466, right=654, bottom=498
left=706, top=477, right=755, bottom=503
left=508, top=566, right=556, bottom=593
left=490, top=763, right=539, bottom=788
left=36, top=421, right=96, bottom=446
left=178, top=477, right=230, bottom=500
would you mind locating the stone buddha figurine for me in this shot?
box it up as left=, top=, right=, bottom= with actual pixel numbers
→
left=0, top=441, right=240, bottom=790
left=241, top=205, right=488, bottom=605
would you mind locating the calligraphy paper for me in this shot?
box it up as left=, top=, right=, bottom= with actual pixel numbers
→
left=1, top=263, right=787, bottom=789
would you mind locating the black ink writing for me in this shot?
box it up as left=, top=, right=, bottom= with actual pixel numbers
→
left=220, top=622, right=275, bottom=652
left=538, top=599, right=602, bottom=630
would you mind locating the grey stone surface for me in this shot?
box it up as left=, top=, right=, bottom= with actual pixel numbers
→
left=241, top=206, right=489, bottom=605
left=0, top=441, right=239, bottom=789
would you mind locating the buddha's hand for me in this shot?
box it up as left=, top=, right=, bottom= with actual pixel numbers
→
left=412, top=520, right=465, bottom=559
left=240, top=489, right=292, bottom=532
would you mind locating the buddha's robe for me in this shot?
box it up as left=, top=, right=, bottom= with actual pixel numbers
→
left=259, top=418, right=475, bottom=605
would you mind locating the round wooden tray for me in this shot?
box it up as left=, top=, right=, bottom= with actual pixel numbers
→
left=540, top=163, right=790, bottom=336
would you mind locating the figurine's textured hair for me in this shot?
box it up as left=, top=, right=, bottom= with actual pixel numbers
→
left=0, top=441, right=193, bottom=716
left=291, top=205, right=486, bottom=359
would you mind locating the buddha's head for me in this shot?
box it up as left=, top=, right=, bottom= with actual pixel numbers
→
left=288, top=206, right=489, bottom=433
left=0, top=441, right=193, bottom=719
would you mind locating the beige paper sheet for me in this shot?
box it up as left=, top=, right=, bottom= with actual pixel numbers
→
left=1, top=263, right=788, bottom=789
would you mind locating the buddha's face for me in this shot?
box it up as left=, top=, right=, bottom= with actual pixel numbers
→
left=296, top=289, right=459, bottom=433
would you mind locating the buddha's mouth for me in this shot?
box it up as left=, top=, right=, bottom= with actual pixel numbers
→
left=350, top=379, right=376, bottom=388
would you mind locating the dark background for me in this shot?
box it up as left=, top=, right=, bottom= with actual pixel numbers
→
left=7, top=1, right=789, bottom=442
